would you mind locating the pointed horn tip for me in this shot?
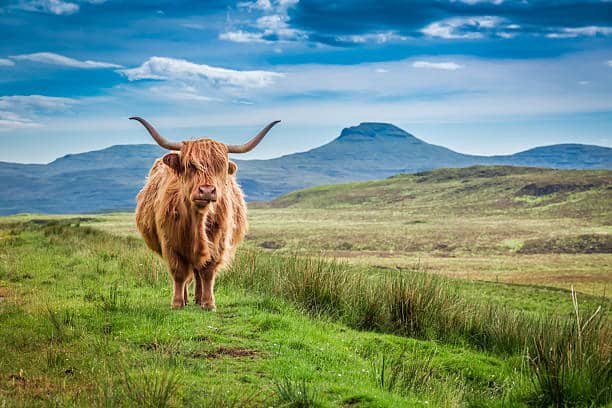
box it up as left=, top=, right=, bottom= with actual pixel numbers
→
left=129, top=116, right=140, bottom=121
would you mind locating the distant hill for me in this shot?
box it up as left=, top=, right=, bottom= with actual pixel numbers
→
left=264, top=165, right=612, bottom=219
left=1, top=122, right=611, bottom=214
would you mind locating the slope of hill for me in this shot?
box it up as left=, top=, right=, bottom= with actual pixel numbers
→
left=247, top=166, right=612, bottom=294
left=1, top=123, right=611, bottom=214
left=265, top=165, right=612, bottom=218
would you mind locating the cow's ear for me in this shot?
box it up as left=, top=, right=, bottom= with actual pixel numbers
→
left=228, top=160, right=238, bottom=175
left=163, top=153, right=182, bottom=174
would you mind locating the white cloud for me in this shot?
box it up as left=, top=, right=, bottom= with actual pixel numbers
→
left=546, top=26, right=612, bottom=39
left=10, top=52, right=122, bottom=69
left=238, top=0, right=272, bottom=11
left=118, top=57, right=284, bottom=88
left=0, top=111, right=41, bottom=131
left=14, top=0, right=79, bottom=15
left=421, top=16, right=503, bottom=39
left=219, top=30, right=266, bottom=43
left=0, top=95, right=78, bottom=131
left=336, top=31, right=408, bottom=44
left=497, top=31, right=516, bottom=39
left=0, top=95, right=78, bottom=110
left=221, top=13, right=306, bottom=43
left=147, top=85, right=219, bottom=102
left=221, top=0, right=304, bottom=43
left=11, top=0, right=107, bottom=15
left=0, top=58, right=15, bottom=66
left=257, top=14, right=294, bottom=33
left=412, top=61, right=464, bottom=70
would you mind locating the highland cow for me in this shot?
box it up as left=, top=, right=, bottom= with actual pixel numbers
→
left=131, top=117, right=280, bottom=310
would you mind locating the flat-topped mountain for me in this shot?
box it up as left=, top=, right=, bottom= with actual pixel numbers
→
left=1, top=122, right=610, bottom=214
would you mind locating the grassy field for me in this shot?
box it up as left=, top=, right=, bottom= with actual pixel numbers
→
left=60, top=166, right=611, bottom=295
left=0, top=219, right=610, bottom=407
left=1, top=166, right=610, bottom=407
left=246, top=167, right=611, bottom=296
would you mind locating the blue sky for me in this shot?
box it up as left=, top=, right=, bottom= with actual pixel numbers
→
left=1, top=0, right=611, bottom=163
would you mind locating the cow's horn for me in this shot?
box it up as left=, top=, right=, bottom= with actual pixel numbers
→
left=130, top=117, right=183, bottom=151
left=226, top=120, right=281, bottom=154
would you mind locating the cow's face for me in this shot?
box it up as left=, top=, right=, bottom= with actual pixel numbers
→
left=162, top=139, right=237, bottom=211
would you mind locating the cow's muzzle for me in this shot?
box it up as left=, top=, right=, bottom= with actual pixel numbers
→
left=192, top=185, right=217, bottom=206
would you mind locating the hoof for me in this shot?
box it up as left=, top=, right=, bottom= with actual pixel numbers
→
left=202, top=303, right=216, bottom=311
left=171, top=302, right=185, bottom=310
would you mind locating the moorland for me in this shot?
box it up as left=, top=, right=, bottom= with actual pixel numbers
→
left=0, top=165, right=610, bottom=407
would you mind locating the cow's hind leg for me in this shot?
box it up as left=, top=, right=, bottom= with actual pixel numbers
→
left=195, top=260, right=222, bottom=311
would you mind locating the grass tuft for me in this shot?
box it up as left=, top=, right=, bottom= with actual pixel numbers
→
left=274, top=378, right=321, bottom=408
left=527, top=287, right=611, bottom=407
left=122, top=366, right=180, bottom=408
left=99, top=281, right=128, bottom=312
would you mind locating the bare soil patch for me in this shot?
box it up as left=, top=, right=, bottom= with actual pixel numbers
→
left=206, top=347, right=259, bottom=359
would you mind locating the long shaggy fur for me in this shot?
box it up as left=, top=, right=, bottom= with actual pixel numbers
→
left=135, top=139, right=247, bottom=310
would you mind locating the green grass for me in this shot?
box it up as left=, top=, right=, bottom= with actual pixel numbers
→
left=1, top=220, right=610, bottom=407
left=0, top=220, right=529, bottom=407
left=1, top=166, right=610, bottom=407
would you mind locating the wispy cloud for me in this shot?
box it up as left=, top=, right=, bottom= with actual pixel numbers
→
left=0, top=95, right=79, bottom=131
left=221, top=14, right=306, bottom=43
left=0, top=58, right=15, bottom=66
left=221, top=0, right=304, bottom=43
left=0, top=94, right=78, bottom=110
left=9, top=0, right=107, bottom=15
left=607, top=60, right=612, bottom=68
left=421, top=16, right=504, bottom=39
left=147, top=85, right=219, bottom=102
left=14, top=0, right=79, bottom=15
left=0, top=111, right=41, bottom=131
left=335, top=31, right=408, bottom=44
left=546, top=26, right=612, bottom=39
left=219, top=30, right=268, bottom=43
left=119, top=57, right=284, bottom=88
left=10, top=52, right=122, bottom=69
left=238, top=0, right=272, bottom=11
left=412, top=61, right=464, bottom=70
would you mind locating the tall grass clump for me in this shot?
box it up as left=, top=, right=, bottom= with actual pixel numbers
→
left=274, top=378, right=321, bottom=408
left=223, top=250, right=611, bottom=406
left=122, top=366, right=180, bottom=408
left=223, top=250, right=522, bottom=347
left=527, top=288, right=611, bottom=407
left=99, top=281, right=129, bottom=312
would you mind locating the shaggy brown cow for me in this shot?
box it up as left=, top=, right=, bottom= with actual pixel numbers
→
left=131, top=117, right=280, bottom=310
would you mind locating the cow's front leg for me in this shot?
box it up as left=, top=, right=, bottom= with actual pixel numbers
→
left=168, top=255, right=190, bottom=309
left=194, top=271, right=202, bottom=305
left=196, top=261, right=220, bottom=311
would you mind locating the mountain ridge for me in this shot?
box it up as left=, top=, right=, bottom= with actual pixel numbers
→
left=1, top=122, right=610, bottom=214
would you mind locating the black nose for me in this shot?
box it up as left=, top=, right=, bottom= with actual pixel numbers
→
left=198, top=185, right=216, bottom=200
